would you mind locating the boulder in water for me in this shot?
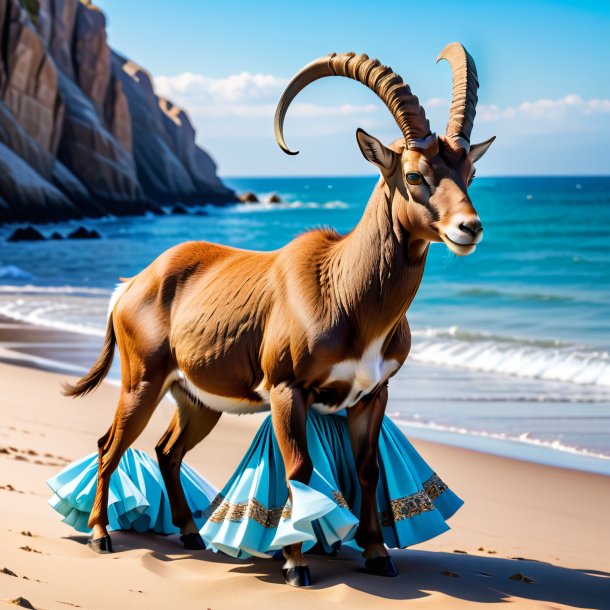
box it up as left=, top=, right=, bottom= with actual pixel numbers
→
left=171, top=204, right=188, bottom=214
left=239, top=191, right=258, bottom=203
left=7, top=226, right=46, bottom=242
left=267, top=193, right=282, bottom=203
left=67, top=227, right=101, bottom=239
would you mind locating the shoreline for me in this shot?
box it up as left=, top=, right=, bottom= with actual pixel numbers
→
left=1, top=360, right=609, bottom=608
left=1, top=313, right=608, bottom=476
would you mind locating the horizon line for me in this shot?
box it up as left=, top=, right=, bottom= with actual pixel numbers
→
left=221, top=174, right=610, bottom=180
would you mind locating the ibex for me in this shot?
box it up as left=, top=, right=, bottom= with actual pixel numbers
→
left=64, top=43, right=494, bottom=586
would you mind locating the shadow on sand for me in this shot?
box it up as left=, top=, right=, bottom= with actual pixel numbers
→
left=67, top=533, right=610, bottom=608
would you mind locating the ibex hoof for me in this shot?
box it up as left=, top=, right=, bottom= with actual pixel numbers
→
left=180, top=532, right=206, bottom=550
left=364, top=555, right=398, bottom=577
left=87, top=534, right=113, bottom=554
left=282, top=565, right=312, bottom=587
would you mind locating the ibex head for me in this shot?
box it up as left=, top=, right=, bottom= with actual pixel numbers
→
left=274, top=43, right=495, bottom=256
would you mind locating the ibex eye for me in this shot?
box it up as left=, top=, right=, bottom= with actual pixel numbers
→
left=406, top=172, right=423, bottom=186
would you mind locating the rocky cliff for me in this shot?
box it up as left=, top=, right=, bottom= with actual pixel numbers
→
left=0, top=0, right=235, bottom=223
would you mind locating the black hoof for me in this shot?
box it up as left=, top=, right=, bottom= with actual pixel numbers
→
left=364, top=555, right=398, bottom=577
left=282, top=565, right=312, bottom=587
left=87, top=535, right=113, bottom=554
left=180, top=532, right=206, bottom=550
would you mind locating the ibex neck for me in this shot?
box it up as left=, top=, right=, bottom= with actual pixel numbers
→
left=328, top=179, right=428, bottom=332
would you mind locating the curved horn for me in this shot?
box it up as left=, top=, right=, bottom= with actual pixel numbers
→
left=437, top=42, right=479, bottom=152
left=274, top=52, right=431, bottom=155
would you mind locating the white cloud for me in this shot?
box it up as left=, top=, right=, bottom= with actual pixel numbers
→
left=153, top=70, right=381, bottom=125
left=155, top=67, right=610, bottom=127
left=172, top=102, right=379, bottom=120
left=153, top=69, right=610, bottom=147
left=424, top=97, right=448, bottom=108
left=478, top=94, right=610, bottom=122
left=154, top=71, right=285, bottom=103
left=424, top=94, right=610, bottom=123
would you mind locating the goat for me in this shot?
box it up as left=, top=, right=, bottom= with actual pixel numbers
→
left=64, top=43, right=494, bottom=586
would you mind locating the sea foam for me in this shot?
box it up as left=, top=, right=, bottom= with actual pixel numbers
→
left=411, top=326, right=610, bottom=387
left=392, top=416, right=610, bottom=461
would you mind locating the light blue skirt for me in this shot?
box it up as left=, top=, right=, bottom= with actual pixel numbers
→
left=47, top=448, right=218, bottom=534
left=47, top=413, right=462, bottom=555
left=200, top=411, right=463, bottom=558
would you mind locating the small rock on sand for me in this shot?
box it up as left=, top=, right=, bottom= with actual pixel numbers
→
left=0, top=484, right=21, bottom=492
left=9, top=597, right=35, bottom=609
left=441, top=570, right=460, bottom=578
left=2, top=566, right=18, bottom=577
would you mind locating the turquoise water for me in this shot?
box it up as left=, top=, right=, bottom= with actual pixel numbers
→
left=0, top=176, right=609, bottom=472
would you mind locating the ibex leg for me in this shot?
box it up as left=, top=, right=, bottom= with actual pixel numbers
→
left=270, top=382, right=312, bottom=587
left=347, top=384, right=397, bottom=576
left=156, top=391, right=221, bottom=549
left=88, top=374, right=167, bottom=553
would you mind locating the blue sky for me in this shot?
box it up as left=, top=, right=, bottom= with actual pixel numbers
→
left=97, top=0, right=610, bottom=177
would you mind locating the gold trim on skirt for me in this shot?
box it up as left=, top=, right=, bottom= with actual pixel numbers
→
left=207, top=474, right=447, bottom=529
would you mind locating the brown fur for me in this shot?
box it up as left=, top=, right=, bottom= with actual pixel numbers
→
left=65, top=84, right=493, bottom=580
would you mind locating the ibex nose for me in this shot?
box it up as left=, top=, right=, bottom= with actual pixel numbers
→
left=459, top=218, right=482, bottom=237
left=444, top=215, right=484, bottom=246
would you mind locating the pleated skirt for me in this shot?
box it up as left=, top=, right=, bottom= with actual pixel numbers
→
left=200, top=411, right=463, bottom=558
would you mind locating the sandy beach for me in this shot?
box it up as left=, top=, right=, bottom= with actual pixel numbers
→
left=0, top=318, right=608, bottom=609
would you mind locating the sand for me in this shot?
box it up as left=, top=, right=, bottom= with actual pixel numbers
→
left=1, top=321, right=609, bottom=609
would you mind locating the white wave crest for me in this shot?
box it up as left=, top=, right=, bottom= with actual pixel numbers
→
left=0, top=265, right=32, bottom=279
left=411, top=326, right=610, bottom=387
left=0, top=284, right=111, bottom=296
left=393, top=416, right=610, bottom=461
left=0, top=288, right=107, bottom=337
left=202, top=200, right=349, bottom=214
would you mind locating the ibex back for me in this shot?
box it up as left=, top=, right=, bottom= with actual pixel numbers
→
left=65, top=43, right=494, bottom=586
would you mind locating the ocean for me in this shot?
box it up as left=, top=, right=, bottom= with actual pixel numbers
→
left=1, top=175, right=609, bottom=474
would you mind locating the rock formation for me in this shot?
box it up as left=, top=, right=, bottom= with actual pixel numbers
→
left=0, top=0, right=235, bottom=224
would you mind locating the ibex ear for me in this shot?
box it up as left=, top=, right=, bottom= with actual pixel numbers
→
left=469, top=136, right=496, bottom=164
left=356, top=128, right=396, bottom=173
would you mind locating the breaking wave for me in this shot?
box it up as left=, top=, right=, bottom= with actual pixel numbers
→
left=393, top=416, right=610, bottom=461
left=411, top=326, right=610, bottom=387
left=0, top=285, right=108, bottom=336
left=1, top=286, right=609, bottom=388
left=0, top=264, right=32, bottom=280
left=200, top=199, right=350, bottom=214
